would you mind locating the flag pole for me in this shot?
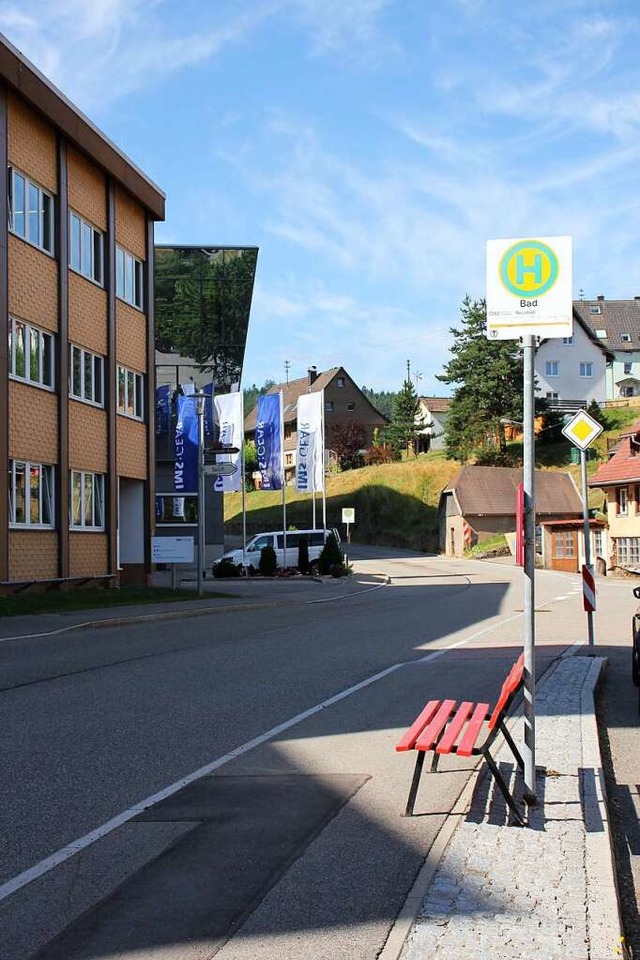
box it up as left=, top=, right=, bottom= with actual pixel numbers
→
left=321, top=387, right=327, bottom=530
left=280, top=391, right=287, bottom=563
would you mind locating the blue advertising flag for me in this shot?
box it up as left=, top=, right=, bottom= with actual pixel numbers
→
left=174, top=395, right=199, bottom=492
left=256, top=393, right=283, bottom=490
left=155, top=384, right=171, bottom=435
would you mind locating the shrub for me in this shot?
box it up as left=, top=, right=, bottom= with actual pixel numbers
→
left=363, top=444, right=397, bottom=465
left=318, top=532, right=343, bottom=575
left=330, top=562, right=347, bottom=578
left=258, top=544, right=278, bottom=576
left=212, top=559, right=241, bottom=578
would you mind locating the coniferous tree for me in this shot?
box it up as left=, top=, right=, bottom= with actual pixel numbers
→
left=384, top=378, right=420, bottom=457
left=438, top=296, right=523, bottom=463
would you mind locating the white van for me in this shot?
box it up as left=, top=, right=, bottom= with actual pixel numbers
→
left=213, top=528, right=341, bottom=574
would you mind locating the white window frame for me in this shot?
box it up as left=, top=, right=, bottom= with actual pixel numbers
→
left=70, top=470, right=105, bottom=529
left=579, top=361, right=593, bottom=378
left=545, top=361, right=559, bottom=378
left=9, top=460, right=55, bottom=527
left=618, top=487, right=628, bottom=516
left=69, top=211, right=103, bottom=285
left=8, top=167, right=54, bottom=254
left=117, top=365, right=144, bottom=419
left=617, top=537, right=640, bottom=565
left=621, top=333, right=632, bottom=343
left=116, top=245, right=144, bottom=309
left=70, top=345, right=104, bottom=406
left=8, top=316, right=54, bottom=388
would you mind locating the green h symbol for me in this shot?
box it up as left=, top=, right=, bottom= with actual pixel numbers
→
left=516, top=253, right=542, bottom=286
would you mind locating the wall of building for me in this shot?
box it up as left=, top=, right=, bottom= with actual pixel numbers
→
left=535, top=327, right=606, bottom=404
left=2, top=78, right=158, bottom=586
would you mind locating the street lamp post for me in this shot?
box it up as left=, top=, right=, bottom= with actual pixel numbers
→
left=195, top=390, right=206, bottom=597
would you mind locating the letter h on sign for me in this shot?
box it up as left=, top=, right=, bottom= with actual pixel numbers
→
left=516, top=253, right=542, bottom=286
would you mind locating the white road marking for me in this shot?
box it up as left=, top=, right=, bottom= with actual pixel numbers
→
left=0, top=580, right=579, bottom=904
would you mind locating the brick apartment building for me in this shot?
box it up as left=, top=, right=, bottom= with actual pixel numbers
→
left=0, top=35, right=165, bottom=589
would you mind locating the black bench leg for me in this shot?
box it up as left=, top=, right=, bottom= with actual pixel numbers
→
left=483, top=749, right=525, bottom=826
left=404, top=750, right=427, bottom=817
left=499, top=720, right=525, bottom=771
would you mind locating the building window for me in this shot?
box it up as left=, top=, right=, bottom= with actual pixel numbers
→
left=554, top=531, right=575, bottom=558
left=69, top=212, right=103, bottom=284
left=624, top=362, right=633, bottom=375
left=117, top=365, right=144, bottom=419
left=347, top=401, right=356, bottom=411
left=336, top=377, right=345, bottom=387
left=70, top=345, right=104, bottom=405
left=588, top=306, right=602, bottom=315
left=8, top=167, right=54, bottom=254
left=617, top=537, right=640, bottom=566
left=284, top=424, right=293, bottom=440
left=8, top=317, right=54, bottom=388
left=116, top=246, right=143, bottom=309
left=545, top=361, right=559, bottom=377
left=594, top=529, right=604, bottom=557
left=579, top=362, right=593, bottom=377
left=70, top=471, right=105, bottom=529
left=617, top=487, right=628, bottom=516
left=326, top=401, right=334, bottom=411
left=562, top=337, right=573, bottom=345
left=546, top=391, right=559, bottom=399
left=621, top=333, right=632, bottom=343
left=9, top=460, right=55, bottom=527
left=285, top=451, right=294, bottom=467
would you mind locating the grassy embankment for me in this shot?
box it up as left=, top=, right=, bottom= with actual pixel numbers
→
left=225, top=405, right=640, bottom=553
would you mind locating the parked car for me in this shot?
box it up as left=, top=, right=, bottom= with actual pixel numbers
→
left=213, top=528, right=341, bottom=574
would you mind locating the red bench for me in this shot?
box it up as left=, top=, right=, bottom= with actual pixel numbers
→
left=396, top=654, right=526, bottom=825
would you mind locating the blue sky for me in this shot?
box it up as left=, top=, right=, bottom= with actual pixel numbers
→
left=3, top=0, right=640, bottom=394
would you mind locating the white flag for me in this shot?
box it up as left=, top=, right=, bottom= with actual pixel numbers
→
left=296, top=391, right=324, bottom=493
left=213, top=392, right=243, bottom=493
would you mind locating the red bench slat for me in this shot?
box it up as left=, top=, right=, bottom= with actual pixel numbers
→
left=488, top=654, right=524, bottom=730
left=415, top=699, right=457, bottom=751
left=435, top=701, right=474, bottom=754
left=395, top=699, right=441, bottom=752
left=456, top=702, right=490, bottom=756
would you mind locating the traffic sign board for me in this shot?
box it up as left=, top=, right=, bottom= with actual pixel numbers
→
left=486, top=235, right=573, bottom=340
left=204, top=462, right=238, bottom=477
left=561, top=410, right=603, bottom=450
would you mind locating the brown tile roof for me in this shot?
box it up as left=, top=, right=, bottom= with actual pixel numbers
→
left=574, top=298, right=640, bottom=353
left=244, top=367, right=388, bottom=430
left=443, top=466, right=582, bottom=516
left=419, top=397, right=452, bottom=413
left=589, top=430, right=640, bottom=486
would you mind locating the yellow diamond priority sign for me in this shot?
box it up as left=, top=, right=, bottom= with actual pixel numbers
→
left=561, top=409, right=603, bottom=451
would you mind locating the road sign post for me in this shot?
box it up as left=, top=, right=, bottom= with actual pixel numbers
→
left=562, top=410, right=603, bottom=652
left=487, top=235, right=573, bottom=805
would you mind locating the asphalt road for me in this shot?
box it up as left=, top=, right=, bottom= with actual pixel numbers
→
left=1, top=549, right=639, bottom=959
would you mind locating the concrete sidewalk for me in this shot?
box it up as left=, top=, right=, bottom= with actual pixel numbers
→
left=386, top=654, right=623, bottom=960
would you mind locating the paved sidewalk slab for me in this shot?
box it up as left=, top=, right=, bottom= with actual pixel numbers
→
left=396, top=656, right=622, bottom=960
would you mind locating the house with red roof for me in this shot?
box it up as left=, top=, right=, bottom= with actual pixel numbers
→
left=588, top=418, right=640, bottom=572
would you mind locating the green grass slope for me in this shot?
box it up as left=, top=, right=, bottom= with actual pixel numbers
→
left=224, top=405, right=640, bottom=553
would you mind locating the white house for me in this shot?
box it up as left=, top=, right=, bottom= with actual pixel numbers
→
left=575, top=297, right=640, bottom=400
left=535, top=308, right=611, bottom=409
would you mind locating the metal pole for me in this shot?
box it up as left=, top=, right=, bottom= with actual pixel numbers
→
left=523, top=336, right=536, bottom=803
left=581, top=448, right=595, bottom=649
left=197, top=394, right=205, bottom=597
